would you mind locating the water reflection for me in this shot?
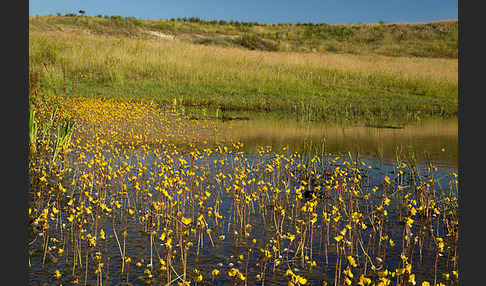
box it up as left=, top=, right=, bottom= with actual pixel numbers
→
left=213, top=117, right=457, bottom=169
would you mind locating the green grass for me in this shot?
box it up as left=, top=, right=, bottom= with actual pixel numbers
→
left=29, top=16, right=458, bottom=125
left=56, top=78, right=455, bottom=123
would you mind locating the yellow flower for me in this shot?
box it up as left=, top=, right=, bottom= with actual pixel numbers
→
left=358, top=275, right=372, bottom=286
left=383, top=197, right=391, bottom=206
left=405, top=263, right=412, bottom=274
left=410, top=206, right=417, bottom=216
left=228, top=268, right=238, bottom=277
left=296, top=275, right=307, bottom=284
left=54, top=269, right=62, bottom=279
left=237, top=272, right=246, bottom=281
left=181, top=217, right=192, bottom=225
left=378, top=269, right=388, bottom=278
left=421, top=281, right=430, bottom=286
left=347, top=256, right=357, bottom=267
left=405, top=217, right=414, bottom=228
left=436, top=237, right=445, bottom=252
left=408, top=274, right=416, bottom=285
left=361, top=222, right=367, bottom=230
left=211, top=269, right=220, bottom=277
left=58, top=182, right=66, bottom=193
left=384, top=176, right=391, bottom=184
left=288, top=234, right=296, bottom=242
left=159, top=232, right=167, bottom=241
left=343, top=268, right=354, bottom=278
left=377, top=278, right=391, bottom=286
left=67, top=214, right=75, bottom=222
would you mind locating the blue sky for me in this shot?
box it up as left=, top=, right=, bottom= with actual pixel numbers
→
left=29, top=0, right=458, bottom=24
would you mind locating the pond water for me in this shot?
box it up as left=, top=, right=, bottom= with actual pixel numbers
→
left=210, top=115, right=457, bottom=169
left=28, top=103, right=458, bottom=286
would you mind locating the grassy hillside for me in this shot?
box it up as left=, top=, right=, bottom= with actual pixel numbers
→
left=29, top=16, right=458, bottom=124
left=30, top=15, right=458, bottom=59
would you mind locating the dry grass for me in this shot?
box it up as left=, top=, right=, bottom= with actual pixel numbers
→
left=30, top=29, right=457, bottom=83
left=29, top=27, right=458, bottom=123
left=30, top=15, right=458, bottom=58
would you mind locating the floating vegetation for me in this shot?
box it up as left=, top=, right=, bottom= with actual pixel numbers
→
left=28, top=93, right=458, bottom=286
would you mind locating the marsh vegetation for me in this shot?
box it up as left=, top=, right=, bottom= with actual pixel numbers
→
left=28, top=15, right=458, bottom=286
left=28, top=89, right=458, bottom=286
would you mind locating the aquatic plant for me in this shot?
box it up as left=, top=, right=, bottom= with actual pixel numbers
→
left=27, top=93, right=459, bottom=286
left=29, top=108, right=38, bottom=155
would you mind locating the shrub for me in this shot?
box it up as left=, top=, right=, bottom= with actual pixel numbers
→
left=193, top=37, right=232, bottom=47
left=234, top=34, right=279, bottom=51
